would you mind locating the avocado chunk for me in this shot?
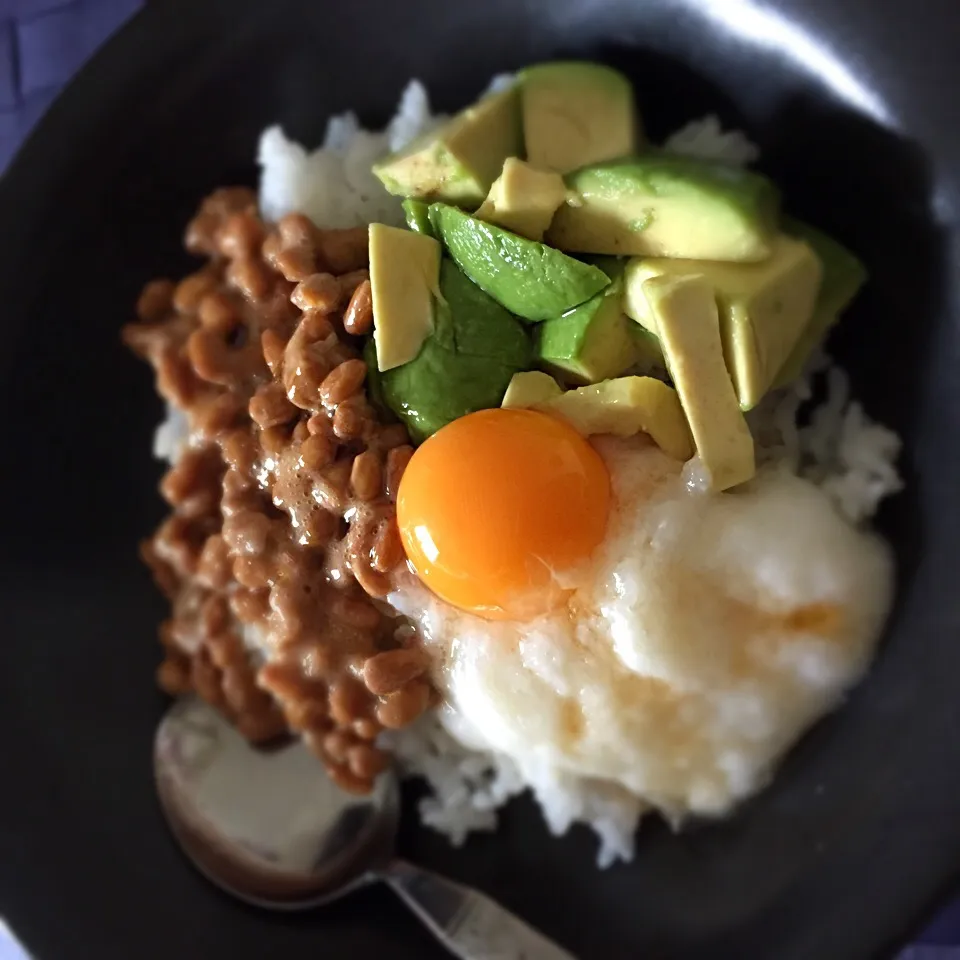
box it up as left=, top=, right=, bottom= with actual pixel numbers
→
left=373, top=86, right=522, bottom=208
left=536, top=276, right=639, bottom=384
left=369, top=223, right=441, bottom=372
left=502, top=373, right=693, bottom=462
left=578, top=254, right=626, bottom=277
left=434, top=259, right=534, bottom=368
left=643, top=275, right=755, bottom=490
left=773, top=219, right=866, bottom=387
left=546, top=155, right=780, bottom=261
left=629, top=323, right=666, bottom=372
left=625, top=235, right=823, bottom=408
left=521, top=61, right=640, bottom=174
left=474, top=158, right=567, bottom=241
left=380, top=339, right=519, bottom=443
left=375, top=259, right=532, bottom=442
left=501, top=370, right=564, bottom=408
left=402, top=198, right=437, bottom=238
left=429, top=203, right=610, bottom=322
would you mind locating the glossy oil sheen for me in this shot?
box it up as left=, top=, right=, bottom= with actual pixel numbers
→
left=0, top=0, right=957, bottom=958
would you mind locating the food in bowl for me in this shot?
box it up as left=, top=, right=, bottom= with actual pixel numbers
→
left=124, top=63, right=902, bottom=866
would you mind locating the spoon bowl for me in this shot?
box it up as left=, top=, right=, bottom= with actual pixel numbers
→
left=154, top=696, right=397, bottom=908
left=154, top=697, right=576, bottom=959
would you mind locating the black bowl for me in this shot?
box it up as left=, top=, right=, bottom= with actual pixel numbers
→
left=0, top=1, right=957, bottom=958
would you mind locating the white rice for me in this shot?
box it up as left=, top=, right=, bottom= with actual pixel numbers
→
left=745, top=351, right=904, bottom=524
left=257, top=80, right=439, bottom=231
left=152, top=403, right=188, bottom=462
left=156, top=79, right=902, bottom=868
left=662, top=114, right=761, bottom=166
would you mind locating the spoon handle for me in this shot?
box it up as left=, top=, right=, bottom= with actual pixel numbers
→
left=383, top=859, right=576, bottom=960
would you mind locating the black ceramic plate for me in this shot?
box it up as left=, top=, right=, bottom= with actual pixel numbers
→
left=0, top=1, right=958, bottom=958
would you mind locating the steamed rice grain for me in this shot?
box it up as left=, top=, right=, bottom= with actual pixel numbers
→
left=663, top=114, right=760, bottom=166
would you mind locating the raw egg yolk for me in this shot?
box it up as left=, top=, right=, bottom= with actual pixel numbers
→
left=396, top=408, right=611, bottom=620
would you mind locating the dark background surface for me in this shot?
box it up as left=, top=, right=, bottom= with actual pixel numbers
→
left=0, top=0, right=958, bottom=958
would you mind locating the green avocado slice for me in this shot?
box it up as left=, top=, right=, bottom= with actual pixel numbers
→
left=402, top=198, right=437, bottom=238
left=536, top=277, right=639, bottom=384
left=429, top=203, right=610, bottom=322
left=363, top=338, right=393, bottom=421
left=373, top=260, right=532, bottom=443
left=378, top=339, right=520, bottom=444
left=434, top=259, right=533, bottom=367
left=547, top=154, right=780, bottom=262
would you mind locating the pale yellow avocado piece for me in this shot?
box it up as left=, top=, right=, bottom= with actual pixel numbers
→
left=643, top=275, right=755, bottom=490
left=501, top=371, right=565, bottom=408
left=474, top=158, right=567, bottom=241
left=624, top=235, right=822, bottom=409
left=502, top=372, right=693, bottom=462
left=373, top=86, right=522, bottom=208
left=521, top=62, right=640, bottom=174
left=369, top=223, right=441, bottom=372
left=549, top=378, right=693, bottom=461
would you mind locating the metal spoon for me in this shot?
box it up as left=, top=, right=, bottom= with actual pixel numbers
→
left=154, top=697, right=576, bottom=960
